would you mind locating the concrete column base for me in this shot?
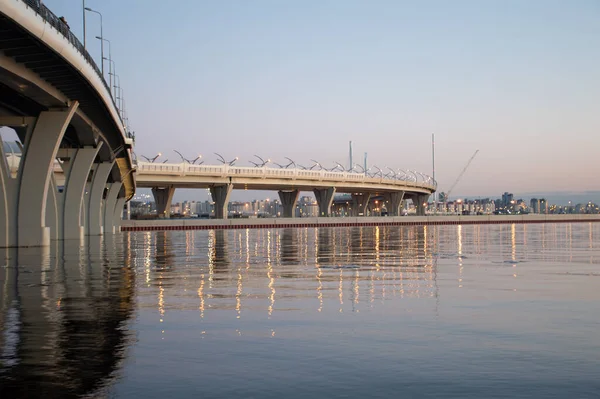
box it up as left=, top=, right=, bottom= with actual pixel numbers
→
left=104, top=183, right=122, bottom=234
left=278, top=190, right=299, bottom=218
left=61, top=145, right=102, bottom=241
left=412, top=194, right=430, bottom=216
left=351, top=193, right=371, bottom=216
left=152, top=185, right=175, bottom=219
left=87, top=162, right=114, bottom=236
left=210, top=184, right=233, bottom=219
left=383, top=191, right=405, bottom=216
left=313, top=187, right=336, bottom=217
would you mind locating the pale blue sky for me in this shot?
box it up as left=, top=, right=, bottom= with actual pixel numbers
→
left=43, top=0, right=600, bottom=199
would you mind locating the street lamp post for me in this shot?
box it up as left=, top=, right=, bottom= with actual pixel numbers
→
left=250, top=155, right=270, bottom=167
left=119, top=88, right=125, bottom=121
left=309, top=160, right=321, bottom=170
left=353, top=163, right=365, bottom=174
left=214, top=153, right=238, bottom=166
left=113, top=74, right=122, bottom=115
left=84, top=7, right=103, bottom=76
left=174, top=150, right=203, bottom=164
left=141, top=153, right=162, bottom=163
left=107, top=59, right=116, bottom=98
left=386, top=167, right=397, bottom=179
left=332, top=161, right=346, bottom=172
left=97, top=36, right=111, bottom=87
left=82, top=0, right=86, bottom=49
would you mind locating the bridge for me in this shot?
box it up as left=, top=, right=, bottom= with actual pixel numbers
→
left=135, top=161, right=436, bottom=218
left=0, top=0, right=135, bottom=247
left=0, top=0, right=436, bottom=247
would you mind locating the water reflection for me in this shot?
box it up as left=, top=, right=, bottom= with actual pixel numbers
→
left=129, top=226, right=440, bottom=325
left=0, top=239, right=135, bottom=398
left=2, top=224, right=600, bottom=398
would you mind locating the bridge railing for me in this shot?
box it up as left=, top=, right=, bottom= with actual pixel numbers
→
left=20, top=0, right=129, bottom=136
left=136, top=162, right=437, bottom=191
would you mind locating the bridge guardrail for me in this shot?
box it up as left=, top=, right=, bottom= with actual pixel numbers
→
left=136, top=162, right=437, bottom=191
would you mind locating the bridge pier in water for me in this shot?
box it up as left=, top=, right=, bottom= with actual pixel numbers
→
left=351, top=193, right=371, bottom=216
left=151, top=186, right=175, bottom=219
left=314, top=187, right=336, bottom=217
left=17, top=105, right=78, bottom=247
left=104, top=183, right=123, bottom=234
left=87, top=162, right=115, bottom=235
left=0, top=106, right=129, bottom=247
left=210, top=184, right=233, bottom=219
left=383, top=191, right=405, bottom=216
left=60, top=145, right=103, bottom=242
left=278, top=190, right=299, bottom=218
left=407, top=193, right=430, bottom=216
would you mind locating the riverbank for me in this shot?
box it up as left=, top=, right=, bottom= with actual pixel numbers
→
left=121, top=214, right=600, bottom=231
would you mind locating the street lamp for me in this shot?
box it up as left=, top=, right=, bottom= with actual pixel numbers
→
left=309, top=159, right=321, bottom=170
left=372, top=166, right=383, bottom=178
left=112, top=73, right=121, bottom=111
left=284, top=157, right=296, bottom=168
left=82, top=0, right=86, bottom=49
left=408, top=170, right=419, bottom=183
left=107, top=59, right=117, bottom=99
left=214, top=153, right=238, bottom=166
left=174, top=150, right=203, bottom=164
left=329, top=161, right=346, bottom=172
left=275, top=157, right=296, bottom=169
left=250, top=155, right=270, bottom=167
left=353, top=163, right=365, bottom=174
left=397, top=169, right=410, bottom=181
left=141, top=153, right=162, bottom=163
left=84, top=7, right=103, bottom=76
left=97, top=36, right=111, bottom=86
left=386, top=167, right=397, bottom=179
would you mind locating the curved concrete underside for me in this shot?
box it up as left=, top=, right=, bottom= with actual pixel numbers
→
left=0, top=1, right=136, bottom=246
left=0, top=1, right=135, bottom=198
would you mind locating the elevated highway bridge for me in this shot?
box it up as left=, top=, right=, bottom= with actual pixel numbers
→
left=0, top=0, right=135, bottom=247
left=135, top=162, right=436, bottom=218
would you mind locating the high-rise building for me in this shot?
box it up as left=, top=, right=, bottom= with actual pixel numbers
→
left=530, top=198, right=539, bottom=213
left=502, top=192, right=513, bottom=208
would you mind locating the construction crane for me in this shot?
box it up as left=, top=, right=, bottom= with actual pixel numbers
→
left=445, top=150, right=479, bottom=203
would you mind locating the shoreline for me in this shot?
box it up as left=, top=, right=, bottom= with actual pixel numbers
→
left=121, top=214, right=600, bottom=231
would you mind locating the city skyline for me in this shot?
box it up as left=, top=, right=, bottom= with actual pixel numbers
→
left=38, top=0, right=600, bottom=196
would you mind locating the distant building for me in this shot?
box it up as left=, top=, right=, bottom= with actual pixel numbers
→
left=298, top=196, right=318, bottom=217
left=530, top=198, right=540, bottom=213
left=502, top=192, right=513, bottom=208
left=539, top=198, right=548, bottom=214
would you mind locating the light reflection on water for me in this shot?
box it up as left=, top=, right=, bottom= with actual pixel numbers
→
left=1, top=224, right=600, bottom=398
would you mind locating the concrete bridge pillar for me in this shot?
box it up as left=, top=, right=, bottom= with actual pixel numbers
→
left=17, top=103, right=79, bottom=247
left=113, top=197, right=127, bottom=232
left=87, top=162, right=114, bottom=235
left=383, top=191, right=405, bottom=216
left=152, top=185, right=175, bottom=219
left=0, top=141, right=14, bottom=248
left=313, top=187, right=336, bottom=217
left=61, top=145, right=102, bottom=242
left=45, top=176, right=59, bottom=241
left=351, top=193, right=371, bottom=216
left=104, top=182, right=122, bottom=234
left=410, top=194, right=430, bottom=216
left=210, top=184, right=233, bottom=219
left=278, top=190, right=299, bottom=218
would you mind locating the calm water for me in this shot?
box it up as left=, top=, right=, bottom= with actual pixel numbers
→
left=1, top=224, right=600, bottom=398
